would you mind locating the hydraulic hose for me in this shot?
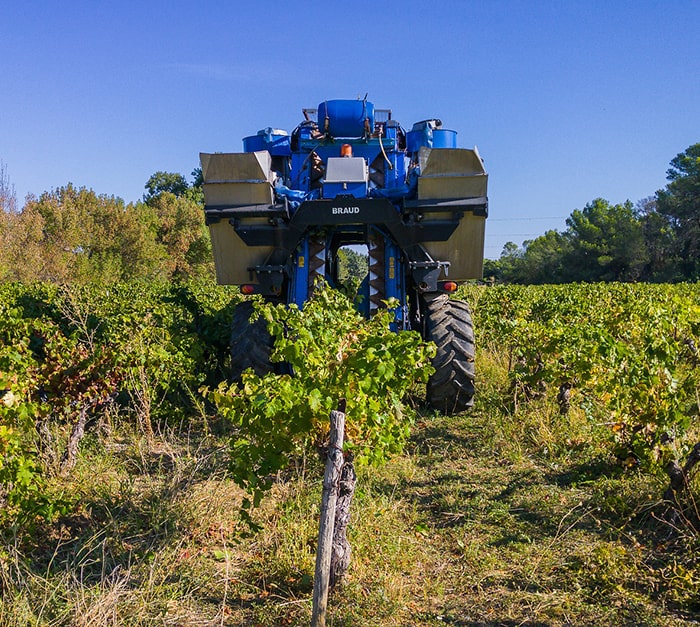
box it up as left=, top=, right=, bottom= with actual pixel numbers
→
left=378, top=128, right=393, bottom=170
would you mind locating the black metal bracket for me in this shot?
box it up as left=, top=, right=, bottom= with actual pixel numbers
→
left=409, top=260, right=451, bottom=292
left=252, top=264, right=288, bottom=296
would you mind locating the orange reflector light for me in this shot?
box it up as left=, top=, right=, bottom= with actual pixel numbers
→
left=241, top=285, right=256, bottom=295
left=442, top=281, right=458, bottom=292
left=340, top=143, right=353, bottom=157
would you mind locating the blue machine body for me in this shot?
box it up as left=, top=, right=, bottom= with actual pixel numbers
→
left=317, top=99, right=375, bottom=138
left=200, top=97, right=488, bottom=411
left=406, top=121, right=458, bottom=153
left=242, top=128, right=291, bottom=156
left=243, top=100, right=416, bottom=315
left=272, top=100, right=409, bottom=203
left=203, top=98, right=487, bottom=324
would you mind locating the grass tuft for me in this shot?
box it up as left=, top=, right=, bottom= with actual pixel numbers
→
left=1, top=348, right=699, bottom=625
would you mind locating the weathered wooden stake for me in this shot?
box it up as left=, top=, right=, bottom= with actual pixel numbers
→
left=663, top=441, right=700, bottom=531
left=311, top=408, right=346, bottom=627
left=330, top=452, right=356, bottom=588
left=60, top=405, right=88, bottom=476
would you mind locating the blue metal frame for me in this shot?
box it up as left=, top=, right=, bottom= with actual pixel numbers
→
left=291, top=237, right=310, bottom=308
left=239, top=99, right=442, bottom=320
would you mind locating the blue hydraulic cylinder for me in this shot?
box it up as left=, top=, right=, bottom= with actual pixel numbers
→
left=383, top=239, right=409, bottom=330
left=291, top=238, right=310, bottom=308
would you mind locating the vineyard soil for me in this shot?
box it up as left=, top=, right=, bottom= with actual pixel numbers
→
left=1, top=282, right=699, bottom=625
left=1, top=376, right=698, bottom=624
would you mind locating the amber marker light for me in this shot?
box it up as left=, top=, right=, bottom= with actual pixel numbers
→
left=241, top=285, right=256, bottom=295
left=340, top=143, right=353, bottom=157
left=441, top=281, right=458, bottom=292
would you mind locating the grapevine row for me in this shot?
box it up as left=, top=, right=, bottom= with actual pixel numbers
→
left=462, top=282, right=700, bottom=469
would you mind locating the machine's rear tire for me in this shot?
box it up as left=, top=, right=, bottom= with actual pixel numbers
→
left=422, top=293, right=476, bottom=414
left=230, top=300, right=274, bottom=382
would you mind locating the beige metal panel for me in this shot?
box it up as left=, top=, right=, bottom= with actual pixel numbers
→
left=416, top=146, right=488, bottom=279
left=200, top=151, right=273, bottom=183
left=201, top=151, right=274, bottom=208
left=422, top=213, right=486, bottom=280
left=200, top=153, right=276, bottom=285
left=418, top=176, right=487, bottom=199
left=419, top=146, right=485, bottom=176
left=203, top=181, right=274, bottom=206
left=208, top=220, right=273, bottom=285
left=418, top=146, right=488, bottom=199
left=325, top=157, right=368, bottom=182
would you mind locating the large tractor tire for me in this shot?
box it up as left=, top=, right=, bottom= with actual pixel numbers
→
left=230, top=300, right=274, bottom=382
left=422, top=293, right=476, bottom=414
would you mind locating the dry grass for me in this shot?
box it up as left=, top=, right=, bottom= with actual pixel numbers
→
left=1, top=351, right=699, bottom=625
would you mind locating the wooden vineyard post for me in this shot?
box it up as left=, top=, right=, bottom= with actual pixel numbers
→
left=330, top=451, right=356, bottom=588
left=311, top=407, right=346, bottom=627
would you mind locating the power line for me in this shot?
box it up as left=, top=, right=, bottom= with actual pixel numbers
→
left=488, top=216, right=566, bottom=221
left=486, top=234, right=543, bottom=237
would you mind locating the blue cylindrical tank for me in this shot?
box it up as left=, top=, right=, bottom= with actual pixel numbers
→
left=243, top=128, right=291, bottom=156
left=432, top=129, right=458, bottom=148
left=317, top=99, right=375, bottom=138
left=406, top=129, right=425, bottom=153
left=406, top=120, right=457, bottom=153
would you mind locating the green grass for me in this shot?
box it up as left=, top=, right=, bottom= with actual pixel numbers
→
left=1, top=349, right=699, bottom=625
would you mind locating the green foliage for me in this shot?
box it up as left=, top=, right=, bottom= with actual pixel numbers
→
left=492, top=199, right=649, bottom=284
left=0, top=172, right=212, bottom=285
left=487, top=143, right=699, bottom=284
left=0, top=420, right=62, bottom=530
left=656, top=143, right=700, bottom=279
left=0, top=281, right=239, bottom=533
left=138, top=192, right=212, bottom=279
left=1, top=281, right=699, bottom=624
left=55, top=281, right=238, bottom=421
left=564, top=198, right=648, bottom=281
left=335, top=246, right=368, bottom=297
left=144, top=169, right=205, bottom=207
left=144, top=171, right=189, bottom=203
left=206, top=286, right=435, bottom=513
left=0, top=305, right=69, bottom=529
left=463, top=282, right=700, bottom=469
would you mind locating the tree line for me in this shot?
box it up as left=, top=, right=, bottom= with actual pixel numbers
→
left=0, top=167, right=213, bottom=284
left=485, top=143, right=700, bottom=284
left=1, top=142, right=698, bottom=286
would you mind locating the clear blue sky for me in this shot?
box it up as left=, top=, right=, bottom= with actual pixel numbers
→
left=2, top=1, right=698, bottom=258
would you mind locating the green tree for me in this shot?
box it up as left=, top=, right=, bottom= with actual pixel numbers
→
left=10, top=185, right=167, bottom=283
left=190, top=167, right=203, bottom=188
left=0, top=165, right=213, bottom=284
left=17, top=185, right=104, bottom=282
left=491, top=242, right=523, bottom=283
left=492, top=200, right=649, bottom=285
left=494, top=233, right=571, bottom=285
left=514, top=230, right=570, bottom=284
left=144, top=171, right=189, bottom=203
left=635, top=196, right=680, bottom=282
left=655, top=143, right=700, bottom=279
left=562, top=198, right=647, bottom=282
left=144, top=192, right=212, bottom=278
left=336, top=246, right=368, bottom=295
left=482, top=257, right=503, bottom=282
left=0, top=184, right=210, bottom=284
